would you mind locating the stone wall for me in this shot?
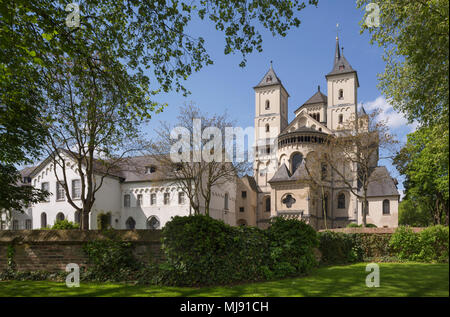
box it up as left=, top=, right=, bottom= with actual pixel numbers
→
left=0, top=230, right=163, bottom=272
left=318, top=227, right=424, bottom=234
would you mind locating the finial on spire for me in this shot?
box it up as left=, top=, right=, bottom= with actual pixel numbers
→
left=270, top=60, right=273, bottom=69
left=318, top=85, right=320, bottom=92
left=336, top=23, right=340, bottom=40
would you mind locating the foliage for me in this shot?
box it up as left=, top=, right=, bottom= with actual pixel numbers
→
left=389, top=226, right=449, bottom=263
left=394, top=125, right=449, bottom=225
left=161, top=215, right=317, bottom=286
left=82, top=231, right=141, bottom=281
left=357, top=0, right=449, bottom=127
left=358, top=0, right=449, bottom=226
left=96, top=213, right=111, bottom=231
left=6, top=244, right=15, bottom=271
left=398, top=199, right=432, bottom=227
left=318, top=231, right=362, bottom=264
left=346, top=223, right=377, bottom=228
left=266, top=217, right=318, bottom=276
left=46, top=219, right=80, bottom=230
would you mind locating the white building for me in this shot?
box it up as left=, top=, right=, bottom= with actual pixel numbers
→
left=3, top=150, right=236, bottom=230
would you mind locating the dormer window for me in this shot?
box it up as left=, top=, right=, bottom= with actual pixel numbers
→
left=338, top=89, right=344, bottom=100
left=145, top=166, right=156, bottom=174
left=266, top=75, right=272, bottom=83
left=265, top=100, right=270, bottom=110
left=339, top=65, right=345, bottom=70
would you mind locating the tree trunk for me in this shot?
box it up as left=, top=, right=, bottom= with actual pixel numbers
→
left=362, top=199, right=368, bottom=227
left=82, top=211, right=89, bottom=230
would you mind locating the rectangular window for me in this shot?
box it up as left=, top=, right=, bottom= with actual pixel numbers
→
left=41, top=182, right=50, bottom=201
left=178, top=192, right=185, bottom=205
left=12, top=220, right=19, bottom=230
left=124, top=194, right=130, bottom=208
left=72, top=179, right=81, bottom=199
left=25, top=219, right=32, bottom=230
left=164, top=193, right=170, bottom=205
left=56, top=182, right=65, bottom=201
left=241, top=191, right=247, bottom=198
left=239, top=207, right=244, bottom=212
left=151, top=193, right=156, bottom=205
left=137, top=194, right=143, bottom=207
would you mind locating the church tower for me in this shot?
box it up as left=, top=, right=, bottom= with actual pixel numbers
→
left=325, top=36, right=359, bottom=132
left=253, top=62, right=289, bottom=189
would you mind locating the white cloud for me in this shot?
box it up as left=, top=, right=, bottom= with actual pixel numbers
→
left=359, top=96, right=417, bottom=132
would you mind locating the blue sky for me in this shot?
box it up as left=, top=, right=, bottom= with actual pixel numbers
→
left=144, top=1, right=415, bottom=198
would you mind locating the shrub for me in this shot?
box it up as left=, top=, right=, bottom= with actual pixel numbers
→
left=318, top=231, right=362, bottom=264
left=82, top=230, right=141, bottom=281
left=266, top=217, right=318, bottom=276
left=346, top=223, right=377, bottom=228
left=161, top=215, right=271, bottom=286
left=161, top=215, right=317, bottom=286
left=417, top=225, right=449, bottom=262
left=389, top=226, right=421, bottom=261
left=389, top=225, right=449, bottom=263
left=48, top=219, right=79, bottom=230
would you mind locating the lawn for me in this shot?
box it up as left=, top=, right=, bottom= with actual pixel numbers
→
left=0, top=263, right=448, bottom=297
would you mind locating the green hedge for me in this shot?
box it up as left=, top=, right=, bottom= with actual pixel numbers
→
left=389, top=225, right=449, bottom=262
left=318, top=231, right=362, bottom=264
left=319, top=226, right=449, bottom=264
left=160, top=215, right=318, bottom=286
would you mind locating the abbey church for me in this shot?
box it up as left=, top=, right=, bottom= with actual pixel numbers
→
left=2, top=37, right=398, bottom=231
left=236, top=36, right=399, bottom=229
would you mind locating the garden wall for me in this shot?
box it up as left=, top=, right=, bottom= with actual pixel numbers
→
left=0, top=230, right=163, bottom=272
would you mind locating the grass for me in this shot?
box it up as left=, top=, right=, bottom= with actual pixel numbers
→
left=0, top=263, right=448, bottom=297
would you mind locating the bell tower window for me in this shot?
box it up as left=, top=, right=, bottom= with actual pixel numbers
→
left=265, top=124, right=270, bottom=132
left=339, top=114, right=343, bottom=123
left=338, top=89, right=344, bottom=100
left=265, top=100, right=270, bottom=110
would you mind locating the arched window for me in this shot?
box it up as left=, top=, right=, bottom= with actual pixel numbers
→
left=317, top=113, right=320, bottom=122
left=126, top=217, right=136, bottom=229
left=146, top=216, right=160, bottom=230
left=337, top=193, right=346, bottom=209
left=338, top=89, right=344, bottom=99
left=74, top=211, right=81, bottom=224
left=383, top=199, right=390, bottom=214
left=265, top=124, right=270, bottom=132
left=339, top=114, right=343, bottom=123
left=265, top=196, right=271, bottom=212
left=224, top=193, right=229, bottom=210
left=41, top=212, right=47, bottom=228
left=291, top=153, right=303, bottom=173
left=265, top=100, right=270, bottom=110
left=56, top=212, right=65, bottom=222
left=237, top=219, right=247, bottom=226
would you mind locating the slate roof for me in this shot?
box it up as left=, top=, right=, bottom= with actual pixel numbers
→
left=268, top=163, right=291, bottom=183
left=268, top=162, right=309, bottom=183
left=326, top=37, right=357, bottom=77
left=242, top=175, right=260, bottom=192
left=360, top=166, right=400, bottom=197
left=254, top=63, right=290, bottom=96
left=294, top=86, right=328, bottom=113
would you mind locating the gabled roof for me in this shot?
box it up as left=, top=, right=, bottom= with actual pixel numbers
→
left=254, top=62, right=290, bottom=96
left=290, top=161, right=309, bottom=181
left=325, top=37, right=359, bottom=87
left=281, top=111, right=333, bottom=135
left=242, top=175, right=260, bottom=192
left=294, top=86, right=328, bottom=114
left=359, top=166, right=400, bottom=197
left=268, top=163, right=291, bottom=183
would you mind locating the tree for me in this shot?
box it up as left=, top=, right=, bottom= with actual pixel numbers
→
left=1, top=0, right=318, bottom=229
left=319, top=109, right=398, bottom=227
left=358, top=0, right=449, bottom=225
left=150, top=104, right=251, bottom=216
left=398, top=199, right=432, bottom=227
left=357, top=0, right=449, bottom=126
left=393, top=124, right=449, bottom=225
left=303, top=151, right=330, bottom=229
